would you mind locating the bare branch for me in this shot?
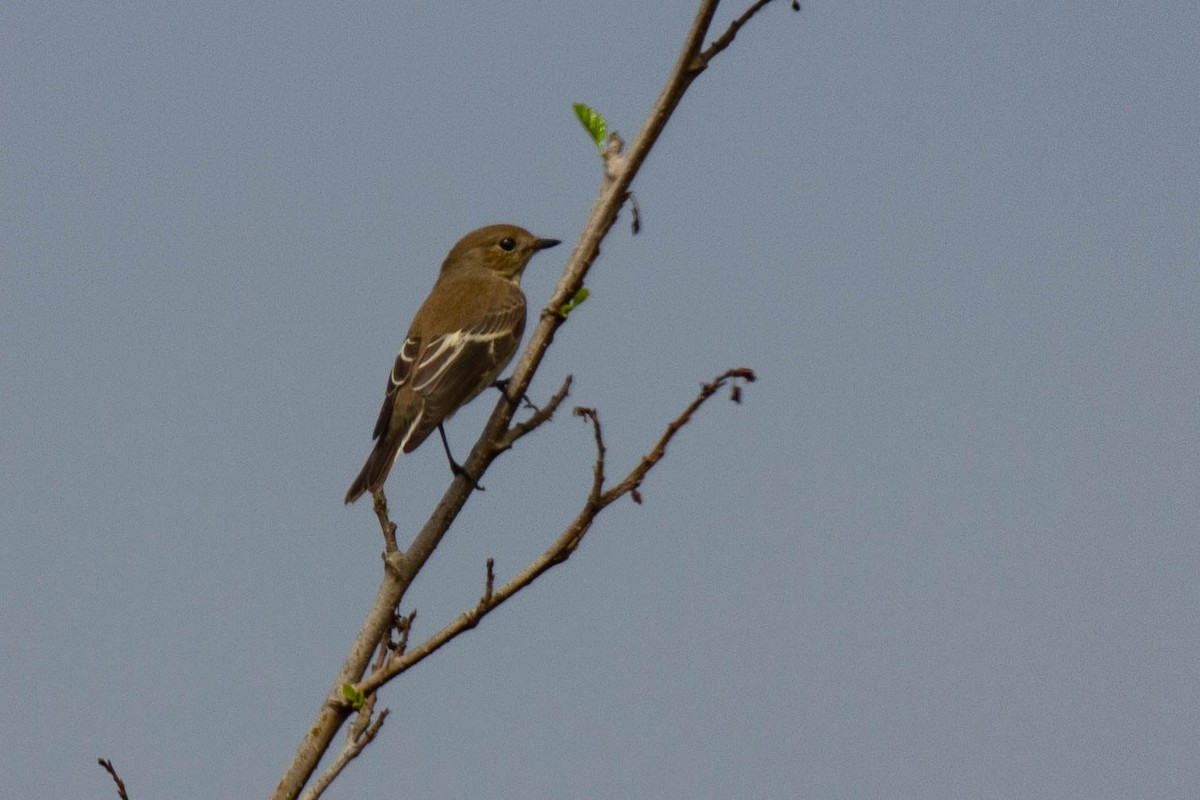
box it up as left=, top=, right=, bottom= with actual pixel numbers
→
left=497, top=374, right=573, bottom=451
left=352, top=367, right=755, bottom=697
left=371, top=490, right=399, bottom=554
left=699, top=0, right=776, bottom=66
left=396, top=610, right=414, bottom=655
left=601, top=368, right=756, bottom=506
left=483, top=557, right=495, bottom=604
left=98, top=759, right=130, bottom=800
left=272, top=0, right=780, bottom=794
left=573, top=407, right=606, bottom=506
left=301, top=698, right=389, bottom=800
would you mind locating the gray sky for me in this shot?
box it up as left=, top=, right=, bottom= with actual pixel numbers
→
left=3, top=2, right=1199, bottom=798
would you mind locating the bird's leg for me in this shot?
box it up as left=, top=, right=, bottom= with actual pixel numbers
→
left=491, top=377, right=538, bottom=412
left=437, top=423, right=484, bottom=491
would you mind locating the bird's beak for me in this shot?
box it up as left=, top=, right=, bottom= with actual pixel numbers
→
left=533, top=238, right=561, bottom=251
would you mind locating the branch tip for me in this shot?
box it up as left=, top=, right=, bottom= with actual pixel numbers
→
left=98, top=758, right=130, bottom=800
left=699, top=0, right=778, bottom=66
left=483, top=558, right=496, bottom=605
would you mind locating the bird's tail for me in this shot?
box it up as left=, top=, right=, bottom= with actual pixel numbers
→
left=344, top=436, right=398, bottom=504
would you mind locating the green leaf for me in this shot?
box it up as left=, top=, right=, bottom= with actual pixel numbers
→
left=341, top=683, right=365, bottom=710
left=573, top=103, right=607, bottom=156
left=560, top=287, right=591, bottom=317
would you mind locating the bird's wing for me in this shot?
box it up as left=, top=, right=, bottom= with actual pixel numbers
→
left=399, top=294, right=526, bottom=452
left=371, top=334, right=421, bottom=441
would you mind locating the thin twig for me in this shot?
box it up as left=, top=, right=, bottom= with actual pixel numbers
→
left=301, top=700, right=389, bottom=800
left=497, top=374, right=573, bottom=451
left=699, top=0, right=775, bottom=66
left=98, top=758, right=130, bottom=800
left=372, top=490, right=399, bottom=554
left=572, top=407, right=606, bottom=507
left=601, top=368, right=756, bottom=506
left=483, top=558, right=496, bottom=604
left=371, top=629, right=390, bottom=673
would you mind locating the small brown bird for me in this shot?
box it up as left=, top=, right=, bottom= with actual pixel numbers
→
left=345, top=224, right=560, bottom=504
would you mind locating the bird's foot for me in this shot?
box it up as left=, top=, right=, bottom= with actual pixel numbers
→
left=449, top=459, right=485, bottom=492
left=492, top=378, right=539, bottom=412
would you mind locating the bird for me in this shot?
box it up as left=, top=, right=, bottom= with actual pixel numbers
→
left=345, top=224, right=561, bottom=504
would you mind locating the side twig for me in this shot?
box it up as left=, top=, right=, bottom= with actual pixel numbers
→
left=599, top=367, right=756, bottom=506
left=497, top=374, right=573, bottom=451
left=371, top=491, right=399, bottom=554
left=699, top=0, right=774, bottom=65
left=98, top=758, right=130, bottom=800
left=301, top=697, right=389, bottom=800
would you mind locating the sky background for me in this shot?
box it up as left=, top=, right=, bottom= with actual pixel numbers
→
left=3, top=2, right=1199, bottom=798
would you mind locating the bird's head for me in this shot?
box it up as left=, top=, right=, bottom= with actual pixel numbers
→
left=440, top=224, right=561, bottom=282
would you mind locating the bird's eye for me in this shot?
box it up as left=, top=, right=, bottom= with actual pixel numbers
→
left=498, top=237, right=517, bottom=252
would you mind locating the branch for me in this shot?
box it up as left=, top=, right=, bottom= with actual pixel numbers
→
left=576, top=407, right=606, bottom=507
left=371, top=490, right=399, bottom=554
left=98, top=758, right=130, bottom=800
left=600, top=367, right=756, bottom=506
left=351, top=368, right=756, bottom=697
left=300, top=700, right=389, bottom=800
left=496, top=374, right=573, bottom=451
left=699, top=0, right=774, bottom=66
left=272, top=0, right=780, bottom=795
